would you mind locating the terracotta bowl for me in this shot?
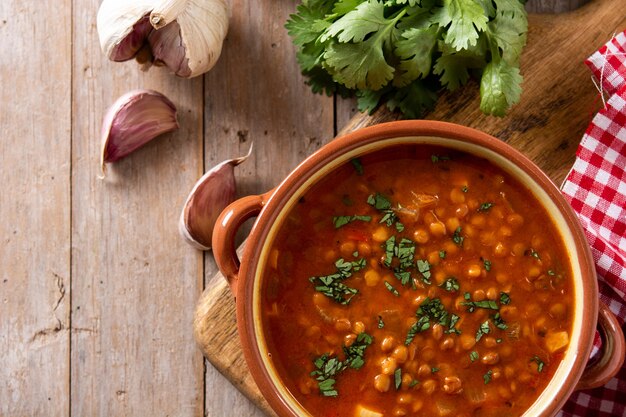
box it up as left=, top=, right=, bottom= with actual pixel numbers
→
left=212, top=121, right=625, bottom=417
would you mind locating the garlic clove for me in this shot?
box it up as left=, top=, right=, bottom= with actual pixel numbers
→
left=150, top=0, right=229, bottom=78
left=179, top=145, right=253, bottom=250
left=101, top=89, right=178, bottom=171
left=97, top=0, right=229, bottom=78
left=97, top=1, right=154, bottom=61
left=148, top=21, right=191, bottom=78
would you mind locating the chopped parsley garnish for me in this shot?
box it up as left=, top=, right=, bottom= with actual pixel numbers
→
left=397, top=239, right=416, bottom=269
left=333, top=214, right=372, bottom=228
left=405, top=298, right=459, bottom=345
left=394, top=368, right=402, bottom=389
left=383, top=236, right=396, bottom=267
left=384, top=281, right=400, bottom=296
left=416, top=259, right=432, bottom=284
left=461, top=185, right=469, bottom=193
left=351, top=158, right=364, bottom=175
left=431, top=367, right=439, bottom=373
left=311, top=333, right=373, bottom=397
left=470, top=351, right=479, bottom=362
left=394, top=271, right=412, bottom=286
left=476, top=320, right=491, bottom=342
left=395, top=222, right=405, bottom=232
left=527, top=248, right=541, bottom=260
left=405, top=315, right=430, bottom=345
left=500, top=292, right=511, bottom=305
left=439, top=250, right=447, bottom=259
left=431, top=154, right=451, bottom=163
left=478, top=202, right=494, bottom=212
left=440, top=277, right=460, bottom=292
left=531, top=355, right=545, bottom=372
left=446, top=314, right=461, bottom=334
left=547, top=269, right=556, bottom=276
left=352, top=251, right=359, bottom=258
left=483, top=258, right=492, bottom=271
left=409, top=379, right=419, bottom=387
left=367, top=193, right=399, bottom=227
left=452, top=227, right=464, bottom=246
left=377, top=316, right=384, bottom=329
left=483, top=369, right=493, bottom=384
left=461, top=297, right=499, bottom=312
left=310, top=258, right=365, bottom=304
left=492, top=313, right=508, bottom=330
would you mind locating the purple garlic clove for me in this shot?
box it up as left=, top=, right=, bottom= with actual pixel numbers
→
left=100, top=89, right=178, bottom=172
left=179, top=145, right=253, bottom=250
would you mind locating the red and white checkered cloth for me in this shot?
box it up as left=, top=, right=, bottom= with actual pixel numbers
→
left=559, top=30, right=626, bottom=417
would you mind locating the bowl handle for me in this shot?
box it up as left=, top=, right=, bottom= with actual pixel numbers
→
left=212, top=193, right=269, bottom=297
left=575, top=301, right=625, bottom=390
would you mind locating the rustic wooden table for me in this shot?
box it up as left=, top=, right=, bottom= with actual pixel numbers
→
left=1, top=0, right=623, bottom=416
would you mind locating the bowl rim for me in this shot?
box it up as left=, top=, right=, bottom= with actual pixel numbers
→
left=235, top=120, right=598, bottom=417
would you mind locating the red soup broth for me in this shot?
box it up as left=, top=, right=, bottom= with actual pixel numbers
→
left=260, top=145, right=573, bottom=417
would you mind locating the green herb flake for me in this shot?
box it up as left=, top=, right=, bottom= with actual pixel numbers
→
left=405, top=315, right=430, bottom=345
left=493, top=313, right=508, bottom=330
left=527, top=248, right=541, bottom=260
left=439, top=250, right=447, bottom=259
left=476, top=320, right=491, bottom=342
left=351, top=158, right=364, bottom=175
left=478, top=202, right=494, bottom=212
left=452, top=227, right=464, bottom=246
left=462, top=298, right=499, bottom=313
left=395, top=221, right=405, bottom=232
left=548, top=269, right=556, bottom=276
left=310, top=257, right=365, bottom=304
left=440, top=277, right=460, bottom=292
left=394, top=368, right=402, bottom=390
left=483, top=369, right=493, bottom=384
left=367, top=193, right=391, bottom=210
left=483, top=259, right=492, bottom=272
left=377, top=315, right=384, bottom=329
left=461, top=185, right=469, bottom=193
left=431, top=367, right=439, bottom=373
left=383, top=236, right=396, bottom=267
left=531, top=355, right=545, bottom=372
left=409, top=379, right=419, bottom=388
left=333, top=214, right=372, bottom=228
left=416, top=259, right=432, bottom=284
left=500, top=292, right=511, bottom=305
left=469, top=351, right=479, bottom=362
left=431, top=155, right=451, bottom=163
left=384, top=281, right=400, bottom=297
left=311, top=332, right=373, bottom=396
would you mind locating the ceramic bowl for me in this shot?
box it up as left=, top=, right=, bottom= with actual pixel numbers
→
left=212, top=121, right=625, bottom=417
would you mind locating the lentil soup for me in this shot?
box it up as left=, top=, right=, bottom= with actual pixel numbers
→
left=260, top=144, right=574, bottom=417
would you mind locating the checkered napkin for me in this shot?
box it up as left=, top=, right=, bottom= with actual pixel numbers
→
left=559, top=31, right=626, bottom=417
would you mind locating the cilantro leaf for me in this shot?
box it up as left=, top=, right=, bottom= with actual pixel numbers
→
left=324, top=36, right=395, bottom=90
left=395, top=26, right=440, bottom=84
left=479, top=59, right=523, bottom=116
left=434, top=0, right=489, bottom=50
left=323, top=0, right=390, bottom=43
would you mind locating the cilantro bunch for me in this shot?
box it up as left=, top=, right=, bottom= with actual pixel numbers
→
left=286, top=0, right=528, bottom=118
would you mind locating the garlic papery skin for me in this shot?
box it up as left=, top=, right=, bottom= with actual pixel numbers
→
left=97, top=0, right=229, bottom=78
left=101, top=89, right=178, bottom=172
left=179, top=145, right=253, bottom=250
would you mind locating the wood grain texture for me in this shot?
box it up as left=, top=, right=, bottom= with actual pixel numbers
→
left=70, top=1, right=204, bottom=415
left=526, top=0, right=591, bottom=13
left=194, top=1, right=626, bottom=416
left=0, top=1, right=72, bottom=415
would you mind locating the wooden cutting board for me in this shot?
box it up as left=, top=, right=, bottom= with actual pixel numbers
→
left=194, top=1, right=626, bottom=416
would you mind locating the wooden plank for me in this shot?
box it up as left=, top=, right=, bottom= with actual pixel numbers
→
left=70, top=1, right=204, bottom=415
left=194, top=0, right=626, bottom=415
left=0, top=1, right=72, bottom=415
left=202, top=0, right=335, bottom=415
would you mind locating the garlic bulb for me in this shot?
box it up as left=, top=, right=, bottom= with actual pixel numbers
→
left=179, top=145, right=253, bottom=250
left=101, top=89, right=178, bottom=172
left=97, top=0, right=229, bottom=78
